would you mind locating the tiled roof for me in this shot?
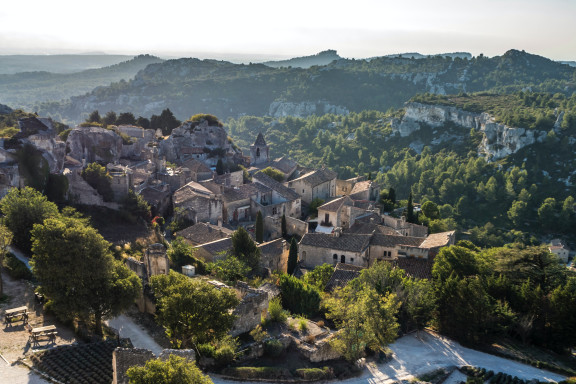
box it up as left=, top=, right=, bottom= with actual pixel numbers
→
left=201, top=181, right=268, bottom=203
left=300, top=233, right=371, bottom=252
left=370, top=233, right=425, bottom=247
left=419, top=231, right=455, bottom=249
left=140, top=186, right=170, bottom=205
left=318, top=196, right=349, bottom=213
left=350, top=180, right=373, bottom=195
left=325, top=263, right=364, bottom=292
left=290, top=168, right=337, bottom=187
left=353, top=212, right=383, bottom=225
left=254, top=133, right=267, bottom=146
left=258, top=238, right=285, bottom=257
left=181, top=159, right=212, bottom=173
left=271, top=156, right=297, bottom=174
left=253, top=172, right=300, bottom=201
left=345, top=222, right=399, bottom=236
left=181, top=147, right=206, bottom=155
left=175, top=223, right=233, bottom=245
left=391, top=256, right=435, bottom=279
left=193, top=238, right=233, bottom=257
left=173, top=181, right=214, bottom=204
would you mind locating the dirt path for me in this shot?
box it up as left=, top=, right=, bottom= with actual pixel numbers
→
left=0, top=359, right=49, bottom=384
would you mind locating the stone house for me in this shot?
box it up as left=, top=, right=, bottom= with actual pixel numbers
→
left=549, top=239, right=570, bottom=263
left=117, top=125, right=156, bottom=160
left=316, top=196, right=372, bottom=229
left=0, top=148, right=21, bottom=197
left=213, top=170, right=244, bottom=188
left=173, top=181, right=222, bottom=225
left=180, top=158, right=213, bottom=182
left=250, top=133, right=270, bottom=166
left=270, top=156, right=298, bottom=180
left=201, top=181, right=263, bottom=224
left=299, top=228, right=455, bottom=269
left=107, top=163, right=132, bottom=201
left=139, top=182, right=172, bottom=217
left=252, top=172, right=302, bottom=219
left=156, top=166, right=194, bottom=192
left=258, top=238, right=289, bottom=273
left=192, top=238, right=232, bottom=263
left=349, top=180, right=380, bottom=201
left=382, top=215, right=428, bottom=238
left=335, top=176, right=363, bottom=196
left=287, top=167, right=337, bottom=205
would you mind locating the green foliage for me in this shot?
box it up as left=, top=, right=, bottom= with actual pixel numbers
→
left=82, top=162, right=114, bottom=201
left=151, top=271, right=239, bottom=349
left=123, top=190, right=151, bottom=222
left=287, top=238, right=298, bottom=275
left=281, top=214, right=287, bottom=238
left=216, top=158, right=224, bottom=175
left=249, top=325, right=269, bottom=343
left=406, top=192, right=416, bottom=223
left=45, top=174, right=69, bottom=204
left=263, top=339, right=285, bottom=357
left=231, top=226, right=261, bottom=271
left=188, top=114, right=223, bottom=127
left=258, top=167, right=285, bottom=182
left=17, top=143, right=50, bottom=191
left=0, top=225, right=14, bottom=295
left=0, top=187, right=59, bottom=253
left=211, top=255, right=250, bottom=283
left=295, top=367, right=334, bottom=381
left=126, top=354, right=213, bottom=384
left=255, top=211, right=264, bottom=243
left=167, top=237, right=206, bottom=274
left=279, top=274, right=321, bottom=317
left=4, top=252, right=33, bottom=281
left=308, top=198, right=325, bottom=218
left=151, top=108, right=181, bottom=136
left=116, top=112, right=136, bottom=125
left=31, top=215, right=141, bottom=332
left=222, top=366, right=291, bottom=380
left=303, top=263, right=333, bottom=290
left=267, top=297, right=289, bottom=323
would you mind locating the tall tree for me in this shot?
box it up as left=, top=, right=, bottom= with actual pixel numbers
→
left=87, top=110, right=101, bottom=123
left=281, top=214, right=287, bottom=238
left=102, top=111, right=117, bottom=126
left=136, top=116, right=151, bottom=129
left=255, top=211, right=264, bottom=243
left=116, top=112, right=136, bottom=126
left=151, top=272, right=239, bottom=349
left=0, top=187, right=59, bottom=253
left=406, top=192, right=416, bottom=223
left=127, top=355, right=213, bottom=384
left=31, top=216, right=141, bottom=333
left=0, top=224, right=13, bottom=297
left=216, top=158, right=224, bottom=176
left=231, top=226, right=260, bottom=271
left=81, top=163, right=114, bottom=201
left=287, top=238, right=298, bottom=275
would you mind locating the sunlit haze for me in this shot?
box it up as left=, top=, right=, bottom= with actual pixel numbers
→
left=1, top=0, right=575, bottom=60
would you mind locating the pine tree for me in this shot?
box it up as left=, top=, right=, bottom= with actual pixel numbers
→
left=281, top=214, right=287, bottom=238
left=407, top=192, right=416, bottom=223
left=255, top=211, right=264, bottom=243
left=288, top=238, right=298, bottom=275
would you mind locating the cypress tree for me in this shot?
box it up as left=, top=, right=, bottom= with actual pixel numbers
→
left=216, top=159, right=224, bottom=175
left=288, top=238, right=298, bottom=275
left=406, top=192, right=416, bottom=223
left=281, top=214, right=287, bottom=238
left=255, top=211, right=264, bottom=243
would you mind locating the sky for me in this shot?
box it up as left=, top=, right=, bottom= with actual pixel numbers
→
left=1, top=0, right=575, bottom=61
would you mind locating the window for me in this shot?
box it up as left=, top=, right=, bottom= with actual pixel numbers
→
left=272, top=207, right=278, bottom=215
left=350, top=258, right=354, bottom=263
left=333, top=254, right=338, bottom=260
left=325, top=213, right=330, bottom=223
left=256, top=148, right=260, bottom=157
left=341, top=255, right=345, bottom=263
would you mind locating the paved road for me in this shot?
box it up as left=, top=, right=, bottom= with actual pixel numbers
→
left=0, top=358, right=49, bottom=384
left=106, top=315, right=163, bottom=356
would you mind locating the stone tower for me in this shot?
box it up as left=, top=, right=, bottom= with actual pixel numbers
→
left=250, top=133, right=269, bottom=165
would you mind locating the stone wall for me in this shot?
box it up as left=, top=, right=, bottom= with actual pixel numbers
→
left=299, top=242, right=367, bottom=269
left=230, top=282, right=271, bottom=336
left=65, top=168, right=120, bottom=209
left=112, top=348, right=155, bottom=384
left=286, top=216, right=308, bottom=238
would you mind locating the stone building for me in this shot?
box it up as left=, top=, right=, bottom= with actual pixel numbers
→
left=287, top=167, right=337, bottom=204
left=250, top=133, right=269, bottom=165
left=252, top=172, right=302, bottom=219
left=173, top=181, right=222, bottom=225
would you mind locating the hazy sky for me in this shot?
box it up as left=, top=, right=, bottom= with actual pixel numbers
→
left=1, top=0, right=575, bottom=60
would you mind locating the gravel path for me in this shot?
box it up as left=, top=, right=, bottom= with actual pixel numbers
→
left=106, top=314, right=163, bottom=356
left=0, top=359, right=49, bottom=384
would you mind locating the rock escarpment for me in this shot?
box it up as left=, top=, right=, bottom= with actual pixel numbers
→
left=269, top=101, right=349, bottom=118
left=66, top=126, right=123, bottom=164
left=393, top=102, right=549, bottom=160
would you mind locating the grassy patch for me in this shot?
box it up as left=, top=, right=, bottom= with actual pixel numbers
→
left=221, top=366, right=292, bottom=380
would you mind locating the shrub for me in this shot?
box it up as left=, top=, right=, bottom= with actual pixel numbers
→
left=268, top=297, right=288, bottom=323
left=317, top=319, right=325, bottom=327
left=222, top=367, right=291, bottom=380
left=279, top=274, right=321, bottom=317
left=305, top=334, right=316, bottom=344
left=197, top=343, right=216, bottom=358
left=264, top=339, right=284, bottom=357
left=295, top=367, right=334, bottom=381
left=4, top=253, right=33, bottom=280
left=249, top=325, right=268, bottom=343
left=297, top=316, right=308, bottom=332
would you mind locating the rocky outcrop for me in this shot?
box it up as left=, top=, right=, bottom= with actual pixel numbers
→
left=159, top=119, right=234, bottom=163
left=393, top=102, right=549, bottom=160
left=269, top=101, right=349, bottom=118
left=0, top=104, right=13, bottom=114
left=66, top=126, right=123, bottom=164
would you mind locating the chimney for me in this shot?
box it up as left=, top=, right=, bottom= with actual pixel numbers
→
left=333, top=227, right=342, bottom=237
left=217, top=217, right=223, bottom=228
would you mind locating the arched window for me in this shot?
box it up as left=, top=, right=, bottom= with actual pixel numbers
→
left=256, top=148, right=260, bottom=157
left=341, top=255, right=346, bottom=264
left=333, top=254, right=338, bottom=260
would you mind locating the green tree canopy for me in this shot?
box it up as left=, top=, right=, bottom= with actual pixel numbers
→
left=81, top=163, right=114, bottom=202
left=0, top=224, right=13, bottom=297
left=231, top=226, right=260, bottom=271
left=126, top=355, right=213, bottom=384
left=31, top=216, right=141, bottom=333
left=258, top=167, right=284, bottom=182
left=287, top=238, right=299, bottom=275
left=151, top=271, right=239, bottom=349
left=0, top=187, right=59, bottom=253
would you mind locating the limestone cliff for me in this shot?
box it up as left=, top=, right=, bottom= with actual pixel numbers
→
left=66, top=126, right=123, bottom=164
left=393, top=102, right=549, bottom=160
left=269, top=101, right=349, bottom=118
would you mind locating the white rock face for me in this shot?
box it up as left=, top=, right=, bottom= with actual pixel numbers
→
left=394, top=102, right=549, bottom=160
left=268, top=101, right=349, bottom=118
left=66, top=126, right=123, bottom=164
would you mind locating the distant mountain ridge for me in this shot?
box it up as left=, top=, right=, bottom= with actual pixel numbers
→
left=262, top=50, right=342, bottom=68
left=0, top=54, right=137, bottom=74
left=35, top=49, right=576, bottom=124
left=380, top=52, right=472, bottom=60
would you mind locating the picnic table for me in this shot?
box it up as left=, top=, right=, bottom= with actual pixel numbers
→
left=30, top=325, right=58, bottom=343
left=4, top=306, right=28, bottom=324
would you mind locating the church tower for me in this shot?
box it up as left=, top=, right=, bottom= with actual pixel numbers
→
left=250, top=132, right=270, bottom=165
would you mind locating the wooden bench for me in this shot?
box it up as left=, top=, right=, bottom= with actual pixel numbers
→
left=30, top=325, right=57, bottom=344
left=4, top=306, right=28, bottom=324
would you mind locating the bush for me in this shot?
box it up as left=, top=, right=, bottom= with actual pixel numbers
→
left=264, top=339, right=284, bottom=357
left=279, top=274, right=321, bottom=317
left=4, top=253, right=33, bottom=280
left=222, top=367, right=291, bottom=380
left=197, top=343, right=216, bottom=358
left=268, top=297, right=288, bottom=323
left=297, top=316, right=308, bottom=332
left=295, top=367, right=334, bottom=381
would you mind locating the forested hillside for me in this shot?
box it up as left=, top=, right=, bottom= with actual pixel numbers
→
left=36, top=50, right=576, bottom=124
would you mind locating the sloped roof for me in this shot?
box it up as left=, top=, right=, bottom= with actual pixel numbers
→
left=193, top=238, right=233, bottom=257
left=271, top=156, right=297, bottom=174
left=353, top=212, right=383, bottom=225
left=318, top=196, right=350, bottom=213
left=173, top=181, right=214, bottom=204
left=345, top=222, right=400, bottom=236
left=258, top=238, right=286, bottom=258
left=175, top=223, right=233, bottom=245
left=253, top=132, right=267, bottom=146
left=300, top=233, right=371, bottom=252
left=391, top=256, right=435, bottom=279
left=290, top=168, right=337, bottom=187
left=419, top=231, right=455, bottom=249
left=325, top=263, right=363, bottom=292
left=140, top=186, right=170, bottom=205
left=181, top=158, right=212, bottom=173
left=253, top=172, right=300, bottom=201
left=370, top=233, right=425, bottom=248
left=350, top=180, right=374, bottom=195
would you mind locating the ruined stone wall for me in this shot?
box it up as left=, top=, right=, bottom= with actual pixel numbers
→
left=112, top=348, right=155, bottom=384
left=230, top=282, right=270, bottom=336
left=286, top=216, right=308, bottom=238
left=65, top=169, right=120, bottom=209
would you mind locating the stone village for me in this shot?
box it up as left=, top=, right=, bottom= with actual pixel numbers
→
left=0, top=109, right=455, bottom=382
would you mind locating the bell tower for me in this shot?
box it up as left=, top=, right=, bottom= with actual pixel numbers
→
left=250, top=132, right=269, bottom=165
